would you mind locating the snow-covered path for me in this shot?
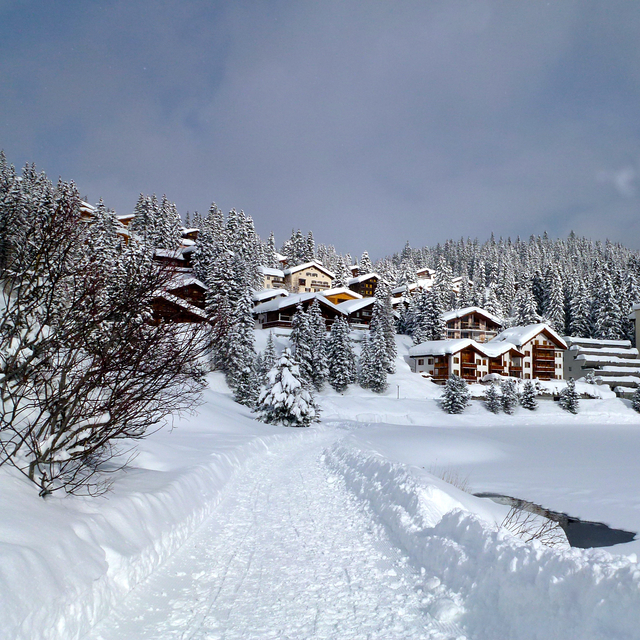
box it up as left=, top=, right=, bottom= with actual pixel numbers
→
left=86, top=431, right=460, bottom=640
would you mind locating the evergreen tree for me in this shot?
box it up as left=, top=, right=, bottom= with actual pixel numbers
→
left=254, top=349, right=320, bottom=427
left=500, top=378, right=519, bottom=414
left=441, top=375, right=471, bottom=414
left=367, top=328, right=389, bottom=393
left=631, top=387, right=640, bottom=413
left=568, top=280, right=591, bottom=337
left=514, top=279, right=541, bottom=326
left=542, top=265, right=564, bottom=331
left=225, top=289, right=257, bottom=403
left=259, top=331, right=277, bottom=383
left=333, top=257, right=352, bottom=288
left=559, top=378, right=579, bottom=414
left=484, top=383, right=502, bottom=414
left=326, top=316, right=357, bottom=392
left=358, top=335, right=373, bottom=389
left=520, top=380, right=538, bottom=411
left=290, top=303, right=315, bottom=385
left=307, top=299, right=328, bottom=390
left=360, top=250, right=373, bottom=274
left=592, top=270, right=623, bottom=339
left=369, top=281, right=396, bottom=373
left=412, top=289, right=445, bottom=343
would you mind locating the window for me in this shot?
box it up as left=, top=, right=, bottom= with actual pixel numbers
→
left=453, top=357, right=460, bottom=364
left=525, top=351, right=531, bottom=357
left=298, top=278, right=306, bottom=285
left=525, top=373, right=530, bottom=379
left=428, top=358, right=433, bottom=365
left=525, top=362, right=530, bottom=368
left=476, top=359, right=481, bottom=365
left=483, top=359, right=487, bottom=365
left=418, top=359, right=424, bottom=365
left=453, top=369, right=459, bottom=375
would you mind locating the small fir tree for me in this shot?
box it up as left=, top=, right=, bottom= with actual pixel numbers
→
left=259, top=331, right=277, bottom=383
left=326, top=316, right=357, bottom=392
left=484, top=383, right=502, bottom=414
left=254, top=349, right=320, bottom=427
left=520, top=380, right=538, bottom=411
left=500, top=378, right=519, bottom=415
left=559, top=378, right=579, bottom=414
left=441, top=374, right=471, bottom=414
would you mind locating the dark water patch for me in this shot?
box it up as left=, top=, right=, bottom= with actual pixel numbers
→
left=475, top=492, right=637, bottom=549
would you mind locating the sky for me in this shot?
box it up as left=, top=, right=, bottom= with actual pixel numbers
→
left=1, top=0, right=640, bottom=259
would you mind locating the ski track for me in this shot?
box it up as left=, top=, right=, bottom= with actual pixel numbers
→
left=86, top=432, right=464, bottom=640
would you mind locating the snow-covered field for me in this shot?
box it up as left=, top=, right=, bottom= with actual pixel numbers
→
left=2, top=332, right=640, bottom=639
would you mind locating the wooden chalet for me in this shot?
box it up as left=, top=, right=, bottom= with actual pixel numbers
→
left=336, top=298, right=376, bottom=327
left=253, top=292, right=344, bottom=329
left=347, top=273, right=383, bottom=298
left=442, top=307, right=503, bottom=343
left=283, top=261, right=334, bottom=293
left=259, top=266, right=286, bottom=290
left=320, top=287, right=362, bottom=306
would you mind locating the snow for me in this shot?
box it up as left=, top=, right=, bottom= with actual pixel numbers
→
left=257, top=265, right=284, bottom=278
left=566, top=337, right=633, bottom=348
left=490, top=323, right=567, bottom=349
left=336, top=297, right=376, bottom=314
left=318, top=286, right=363, bottom=298
left=441, top=305, right=503, bottom=325
left=3, top=333, right=640, bottom=639
left=251, top=288, right=288, bottom=303
left=282, top=260, right=335, bottom=279
left=347, top=272, right=383, bottom=285
left=409, top=338, right=477, bottom=357
left=252, top=291, right=344, bottom=315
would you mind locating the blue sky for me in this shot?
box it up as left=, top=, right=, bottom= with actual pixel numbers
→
left=1, top=0, right=640, bottom=258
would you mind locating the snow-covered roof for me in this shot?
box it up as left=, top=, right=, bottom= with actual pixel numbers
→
left=252, top=289, right=288, bottom=303
left=181, top=228, right=199, bottom=234
left=336, top=298, right=376, bottom=314
left=575, top=354, right=640, bottom=366
left=167, top=273, right=208, bottom=291
left=409, top=339, right=480, bottom=358
left=409, top=338, right=521, bottom=359
left=572, top=346, right=639, bottom=358
left=155, top=292, right=208, bottom=319
left=154, top=248, right=185, bottom=260
left=348, top=272, right=382, bottom=285
left=259, top=266, right=285, bottom=278
left=283, top=261, right=335, bottom=278
left=441, top=306, right=503, bottom=326
left=320, top=287, right=362, bottom=299
left=564, top=337, right=632, bottom=348
left=489, top=323, right=567, bottom=350
left=275, top=252, right=287, bottom=262
left=252, top=292, right=344, bottom=315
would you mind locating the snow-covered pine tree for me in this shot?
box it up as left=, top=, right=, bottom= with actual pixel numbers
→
left=326, top=316, right=357, bottom=392
left=265, top=232, right=280, bottom=269
left=369, top=281, right=396, bottom=373
left=153, top=194, right=183, bottom=249
left=290, top=303, right=315, bottom=385
left=441, top=374, right=471, bottom=414
left=631, top=386, right=640, bottom=413
left=333, top=257, right=351, bottom=288
left=225, top=289, right=258, bottom=404
left=307, top=298, right=328, bottom=390
left=592, top=269, right=623, bottom=339
left=568, top=280, right=591, bottom=337
left=482, top=283, right=504, bottom=319
left=500, top=378, right=519, bottom=415
left=259, top=331, right=277, bottom=383
left=559, top=378, right=579, bottom=414
left=542, top=265, right=564, bottom=331
left=357, top=334, right=373, bottom=389
left=520, top=380, right=538, bottom=411
left=254, top=348, right=320, bottom=427
left=484, top=383, right=502, bottom=414
left=412, top=288, right=445, bottom=343
left=367, top=328, right=389, bottom=393
left=360, top=251, right=373, bottom=274
left=514, top=278, right=541, bottom=326
left=433, top=257, right=455, bottom=311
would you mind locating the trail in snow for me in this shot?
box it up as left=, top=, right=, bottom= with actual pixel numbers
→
left=86, top=432, right=463, bottom=640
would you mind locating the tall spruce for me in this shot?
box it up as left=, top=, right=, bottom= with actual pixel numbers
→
left=326, top=316, right=357, bottom=392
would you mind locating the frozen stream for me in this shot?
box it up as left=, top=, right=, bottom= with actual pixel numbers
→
left=86, top=432, right=462, bottom=640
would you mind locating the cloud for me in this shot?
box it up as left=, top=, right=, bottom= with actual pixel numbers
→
left=1, top=0, right=640, bottom=257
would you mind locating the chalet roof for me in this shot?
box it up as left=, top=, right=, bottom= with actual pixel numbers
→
left=320, top=287, right=362, bottom=299
left=442, top=306, right=503, bottom=326
left=259, top=266, right=286, bottom=278
left=252, top=289, right=288, bottom=304
left=252, top=292, right=344, bottom=315
left=409, top=339, right=480, bottom=357
left=409, top=338, right=521, bottom=359
left=283, top=261, right=335, bottom=279
left=154, top=292, right=208, bottom=319
left=166, top=274, right=208, bottom=291
left=336, top=298, right=376, bottom=314
left=348, top=272, right=382, bottom=285
left=490, top=323, right=567, bottom=350
left=564, top=336, right=632, bottom=349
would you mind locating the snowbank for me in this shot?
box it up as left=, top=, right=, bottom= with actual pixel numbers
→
left=0, top=375, right=308, bottom=640
left=326, top=436, right=640, bottom=640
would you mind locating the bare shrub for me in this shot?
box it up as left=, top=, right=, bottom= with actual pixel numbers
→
left=501, top=506, right=567, bottom=548
left=428, top=465, right=471, bottom=493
